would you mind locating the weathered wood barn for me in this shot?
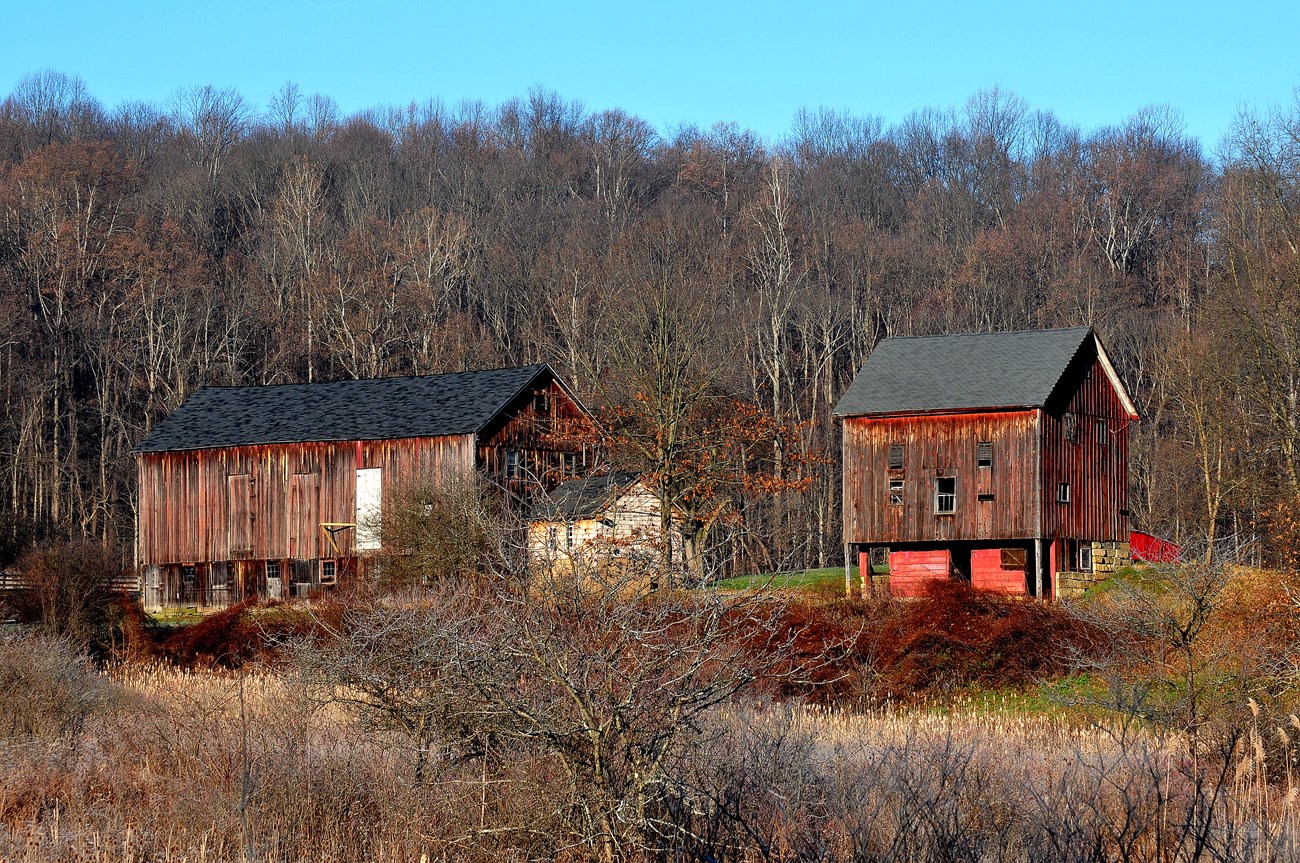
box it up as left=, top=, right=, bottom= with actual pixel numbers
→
left=136, top=364, right=589, bottom=610
left=833, top=327, right=1139, bottom=598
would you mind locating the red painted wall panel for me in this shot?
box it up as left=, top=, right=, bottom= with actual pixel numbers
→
left=970, top=548, right=1027, bottom=595
left=889, top=549, right=950, bottom=597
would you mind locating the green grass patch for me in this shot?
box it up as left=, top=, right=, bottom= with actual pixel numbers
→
left=923, top=675, right=1118, bottom=722
left=710, top=567, right=858, bottom=591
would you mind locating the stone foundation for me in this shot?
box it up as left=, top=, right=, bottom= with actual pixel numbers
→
left=1056, top=540, right=1131, bottom=599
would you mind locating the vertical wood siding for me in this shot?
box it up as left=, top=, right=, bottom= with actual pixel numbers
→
left=842, top=411, right=1040, bottom=545
left=137, top=435, right=476, bottom=566
left=1040, top=355, right=1130, bottom=542
left=478, top=376, right=588, bottom=496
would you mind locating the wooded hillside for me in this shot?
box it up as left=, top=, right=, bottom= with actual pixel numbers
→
left=2, top=71, right=1297, bottom=572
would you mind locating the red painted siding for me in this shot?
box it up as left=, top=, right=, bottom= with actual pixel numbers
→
left=970, top=548, right=1027, bottom=595
left=889, top=549, right=950, bottom=597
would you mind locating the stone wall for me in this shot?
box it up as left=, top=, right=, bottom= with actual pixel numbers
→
left=1056, top=540, right=1131, bottom=599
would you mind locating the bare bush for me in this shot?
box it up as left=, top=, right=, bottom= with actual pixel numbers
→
left=12, top=539, right=120, bottom=646
left=0, top=633, right=117, bottom=739
left=376, top=473, right=522, bottom=588
left=293, top=562, right=802, bottom=862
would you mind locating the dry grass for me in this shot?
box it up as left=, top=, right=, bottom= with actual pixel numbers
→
left=2, top=657, right=1300, bottom=862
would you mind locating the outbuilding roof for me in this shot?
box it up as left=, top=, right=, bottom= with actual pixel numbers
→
left=833, top=327, right=1137, bottom=418
left=136, top=364, right=554, bottom=453
left=531, top=472, right=642, bottom=521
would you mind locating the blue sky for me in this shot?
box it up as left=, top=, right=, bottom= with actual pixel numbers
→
left=4, top=0, right=1297, bottom=155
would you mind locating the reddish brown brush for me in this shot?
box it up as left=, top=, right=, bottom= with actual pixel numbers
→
left=746, top=580, right=1104, bottom=704
left=867, top=580, right=1102, bottom=698
left=128, top=599, right=350, bottom=669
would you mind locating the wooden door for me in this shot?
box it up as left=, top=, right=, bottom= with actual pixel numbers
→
left=289, top=473, right=320, bottom=560
left=227, top=474, right=254, bottom=559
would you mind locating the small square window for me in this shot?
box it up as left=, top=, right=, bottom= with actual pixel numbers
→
left=888, top=478, right=904, bottom=505
left=1063, top=412, right=1078, bottom=442
left=533, top=391, right=550, bottom=413
left=181, top=565, right=196, bottom=585
left=1079, top=546, right=1093, bottom=571
left=266, top=561, right=280, bottom=580
left=977, top=441, right=992, bottom=468
left=320, top=560, right=337, bottom=585
left=888, top=444, right=904, bottom=471
left=1057, top=482, right=1071, bottom=504
left=935, top=476, right=956, bottom=514
left=1000, top=548, right=1026, bottom=570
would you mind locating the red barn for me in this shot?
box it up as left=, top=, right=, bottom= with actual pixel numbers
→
left=833, top=328, right=1138, bottom=598
left=135, top=364, right=589, bottom=610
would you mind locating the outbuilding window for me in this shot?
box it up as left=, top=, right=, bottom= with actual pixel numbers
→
left=888, top=478, right=904, bottom=506
left=935, top=476, right=957, bottom=514
left=566, top=523, right=575, bottom=549
left=1079, top=546, right=1093, bottom=572
left=888, top=444, right=905, bottom=471
left=319, top=559, right=337, bottom=585
left=1057, top=482, right=1071, bottom=504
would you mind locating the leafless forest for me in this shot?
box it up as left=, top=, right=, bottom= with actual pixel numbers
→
left=3, top=70, right=1300, bottom=572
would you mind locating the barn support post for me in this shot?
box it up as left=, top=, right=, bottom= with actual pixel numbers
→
left=1034, top=538, right=1044, bottom=599
left=844, top=544, right=852, bottom=598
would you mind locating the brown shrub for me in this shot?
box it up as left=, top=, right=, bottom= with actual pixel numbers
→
left=750, top=580, right=1104, bottom=704
left=150, top=599, right=349, bottom=668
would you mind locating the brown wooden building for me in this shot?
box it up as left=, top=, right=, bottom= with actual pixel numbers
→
left=833, top=327, right=1138, bottom=598
left=135, top=364, right=589, bottom=610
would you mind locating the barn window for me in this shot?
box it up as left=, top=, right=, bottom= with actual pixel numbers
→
left=934, top=476, right=956, bottom=514
left=266, top=561, right=280, bottom=580
left=978, top=493, right=995, bottom=502
left=506, top=450, right=522, bottom=479
left=181, top=565, right=196, bottom=585
left=977, top=441, right=992, bottom=468
left=1063, top=412, right=1078, bottom=442
left=566, top=523, right=575, bottom=549
left=1079, top=546, right=1093, bottom=572
left=1057, top=482, right=1071, bottom=504
left=319, top=559, right=337, bottom=585
left=1000, top=548, right=1026, bottom=570
left=888, top=478, right=904, bottom=506
left=1096, top=418, right=1108, bottom=446
left=533, top=390, right=550, bottom=413
left=562, top=452, right=577, bottom=477
left=888, top=444, right=904, bottom=471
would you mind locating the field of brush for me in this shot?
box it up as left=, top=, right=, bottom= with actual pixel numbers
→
left=3, top=661, right=1300, bottom=862
left=4, top=564, right=1300, bottom=861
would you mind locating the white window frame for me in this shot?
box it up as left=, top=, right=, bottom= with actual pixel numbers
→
left=888, top=478, right=904, bottom=506
left=355, top=467, right=382, bottom=550
left=934, top=476, right=957, bottom=514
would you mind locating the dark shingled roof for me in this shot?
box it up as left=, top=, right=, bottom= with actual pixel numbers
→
left=531, top=472, right=641, bottom=521
left=137, top=364, right=552, bottom=453
left=833, top=327, right=1095, bottom=417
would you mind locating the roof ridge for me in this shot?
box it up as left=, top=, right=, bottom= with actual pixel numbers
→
left=190, top=363, right=549, bottom=391
left=874, top=325, right=1092, bottom=342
